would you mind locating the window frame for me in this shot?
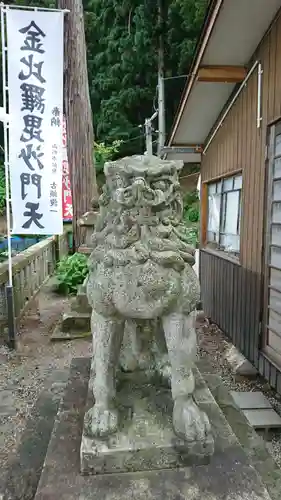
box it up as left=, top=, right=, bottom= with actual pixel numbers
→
left=201, top=172, right=242, bottom=258
left=262, top=120, right=281, bottom=366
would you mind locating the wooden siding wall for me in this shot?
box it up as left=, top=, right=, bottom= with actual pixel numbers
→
left=200, top=11, right=281, bottom=378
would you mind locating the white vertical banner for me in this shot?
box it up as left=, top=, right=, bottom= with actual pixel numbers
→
left=6, top=9, right=64, bottom=235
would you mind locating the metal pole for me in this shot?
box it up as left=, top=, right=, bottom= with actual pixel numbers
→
left=145, top=119, right=153, bottom=156
left=257, top=63, right=263, bottom=129
left=0, top=3, right=70, bottom=13
left=150, top=110, right=158, bottom=122
left=1, top=5, right=16, bottom=349
left=157, top=0, right=165, bottom=156
left=157, top=75, right=165, bottom=155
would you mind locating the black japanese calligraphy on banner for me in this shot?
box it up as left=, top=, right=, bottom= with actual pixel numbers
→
left=20, top=83, right=45, bottom=113
left=19, top=21, right=46, bottom=53
left=6, top=9, right=64, bottom=235
left=51, top=107, right=60, bottom=127
left=20, top=172, right=42, bottom=200
left=51, top=144, right=58, bottom=174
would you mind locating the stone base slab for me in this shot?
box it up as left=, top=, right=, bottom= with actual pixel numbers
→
left=80, top=370, right=214, bottom=475
left=33, top=358, right=278, bottom=500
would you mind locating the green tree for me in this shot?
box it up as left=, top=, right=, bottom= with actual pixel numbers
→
left=1, top=0, right=208, bottom=158
left=84, top=0, right=208, bottom=156
left=84, top=0, right=158, bottom=156
left=94, top=140, right=123, bottom=173
left=94, top=139, right=123, bottom=189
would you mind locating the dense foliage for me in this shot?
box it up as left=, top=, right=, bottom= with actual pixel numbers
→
left=55, top=252, right=89, bottom=294
left=94, top=139, right=123, bottom=190
left=85, top=0, right=208, bottom=156
left=1, top=0, right=207, bottom=159
left=94, top=140, right=123, bottom=173
left=182, top=190, right=200, bottom=247
left=183, top=190, right=199, bottom=224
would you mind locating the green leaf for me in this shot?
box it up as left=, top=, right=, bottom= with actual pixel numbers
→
left=55, top=252, right=89, bottom=296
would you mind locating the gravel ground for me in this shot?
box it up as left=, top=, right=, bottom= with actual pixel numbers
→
left=196, top=317, right=281, bottom=468
left=0, top=285, right=91, bottom=471
left=1, top=288, right=281, bottom=473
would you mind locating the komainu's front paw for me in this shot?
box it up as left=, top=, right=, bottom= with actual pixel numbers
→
left=173, top=396, right=212, bottom=445
left=84, top=405, right=119, bottom=438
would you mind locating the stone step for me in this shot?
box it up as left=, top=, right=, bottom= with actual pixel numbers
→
left=51, top=312, right=91, bottom=341
left=51, top=327, right=91, bottom=341
left=243, top=409, right=281, bottom=430
left=230, top=391, right=272, bottom=410
left=61, top=312, right=91, bottom=333
left=230, top=391, right=281, bottom=433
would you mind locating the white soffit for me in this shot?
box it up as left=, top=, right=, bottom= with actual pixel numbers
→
left=165, top=152, right=201, bottom=164
left=203, top=0, right=281, bottom=66
left=173, top=82, right=235, bottom=145
left=170, top=0, right=281, bottom=146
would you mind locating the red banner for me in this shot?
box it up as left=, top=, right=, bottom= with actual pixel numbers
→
left=62, top=117, right=73, bottom=221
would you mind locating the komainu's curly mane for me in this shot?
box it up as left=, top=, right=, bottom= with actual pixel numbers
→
left=89, top=156, right=195, bottom=271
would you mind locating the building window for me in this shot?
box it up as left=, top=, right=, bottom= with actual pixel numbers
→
left=207, top=173, right=242, bottom=254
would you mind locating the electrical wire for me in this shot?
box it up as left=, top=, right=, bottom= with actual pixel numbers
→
left=163, top=73, right=193, bottom=81
left=121, top=133, right=146, bottom=144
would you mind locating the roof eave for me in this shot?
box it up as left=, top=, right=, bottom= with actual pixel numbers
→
left=167, top=0, right=223, bottom=146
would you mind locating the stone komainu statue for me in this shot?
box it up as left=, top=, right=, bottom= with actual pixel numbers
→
left=85, top=155, right=211, bottom=447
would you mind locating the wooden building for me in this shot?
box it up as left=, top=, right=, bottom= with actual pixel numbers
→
left=166, top=0, right=281, bottom=391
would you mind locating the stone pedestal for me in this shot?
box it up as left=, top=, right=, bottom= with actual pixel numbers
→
left=80, top=368, right=214, bottom=475
left=51, top=211, right=97, bottom=341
